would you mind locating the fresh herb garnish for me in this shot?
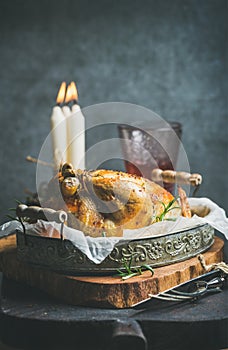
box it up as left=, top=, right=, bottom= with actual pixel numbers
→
left=116, top=255, right=154, bottom=280
left=6, top=202, right=20, bottom=222
left=155, top=197, right=180, bottom=222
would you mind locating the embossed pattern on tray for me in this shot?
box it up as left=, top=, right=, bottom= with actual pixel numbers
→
left=16, top=223, right=214, bottom=275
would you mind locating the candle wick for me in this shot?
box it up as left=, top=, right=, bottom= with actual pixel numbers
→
left=63, top=101, right=71, bottom=106
left=56, top=101, right=65, bottom=108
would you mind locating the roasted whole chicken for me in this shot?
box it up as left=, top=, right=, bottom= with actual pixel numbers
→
left=44, top=163, right=181, bottom=237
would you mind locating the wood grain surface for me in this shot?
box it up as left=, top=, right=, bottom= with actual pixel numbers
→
left=0, top=234, right=224, bottom=308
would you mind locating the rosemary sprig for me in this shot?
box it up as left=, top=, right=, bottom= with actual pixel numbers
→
left=6, top=200, right=22, bottom=222
left=6, top=214, right=19, bottom=222
left=6, top=207, right=20, bottom=222
left=155, top=197, right=180, bottom=222
left=116, top=256, right=154, bottom=280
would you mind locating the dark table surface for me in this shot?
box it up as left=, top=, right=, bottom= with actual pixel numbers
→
left=0, top=274, right=227, bottom=350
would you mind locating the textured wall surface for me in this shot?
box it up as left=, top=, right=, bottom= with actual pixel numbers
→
left=0, top=0, right=227, bottom=224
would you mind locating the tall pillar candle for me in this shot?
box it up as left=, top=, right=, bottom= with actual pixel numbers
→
left=50, top=82, right=67, bottom=168
left=67, top=82, right=85, bottom=169
left=62, top=84, right=72, bottom=118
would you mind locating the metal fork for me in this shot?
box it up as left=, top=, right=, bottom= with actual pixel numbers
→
left=148, top=276, right=225, bottom=302
left=132, top=270, right=227, bottom=307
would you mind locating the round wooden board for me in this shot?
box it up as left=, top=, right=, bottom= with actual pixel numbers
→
left=0, top=235, right=224, bottom=308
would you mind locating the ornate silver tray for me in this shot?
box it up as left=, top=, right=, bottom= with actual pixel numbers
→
left=16, top=222, right=214, bottom=276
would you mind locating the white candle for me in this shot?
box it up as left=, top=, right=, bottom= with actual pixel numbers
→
left=62, top=84, right=72, bottom=117
left=50, top=82, right=67, bottom=168
left=66, top=82, right=85, bottom=169
left=62, top=105, right=71, bottom=117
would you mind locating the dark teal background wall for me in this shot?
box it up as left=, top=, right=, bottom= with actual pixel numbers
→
left=0, top=0, right=227, bottom=223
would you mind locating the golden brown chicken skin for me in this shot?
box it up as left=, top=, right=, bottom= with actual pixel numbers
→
left=44, top=164, right=180, bottom=237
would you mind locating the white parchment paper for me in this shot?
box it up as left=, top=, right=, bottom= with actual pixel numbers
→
left=1, top=197, right=227, bottom=264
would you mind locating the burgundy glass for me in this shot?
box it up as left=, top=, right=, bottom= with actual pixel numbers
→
left=118, top=121, right=182, bottom=193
